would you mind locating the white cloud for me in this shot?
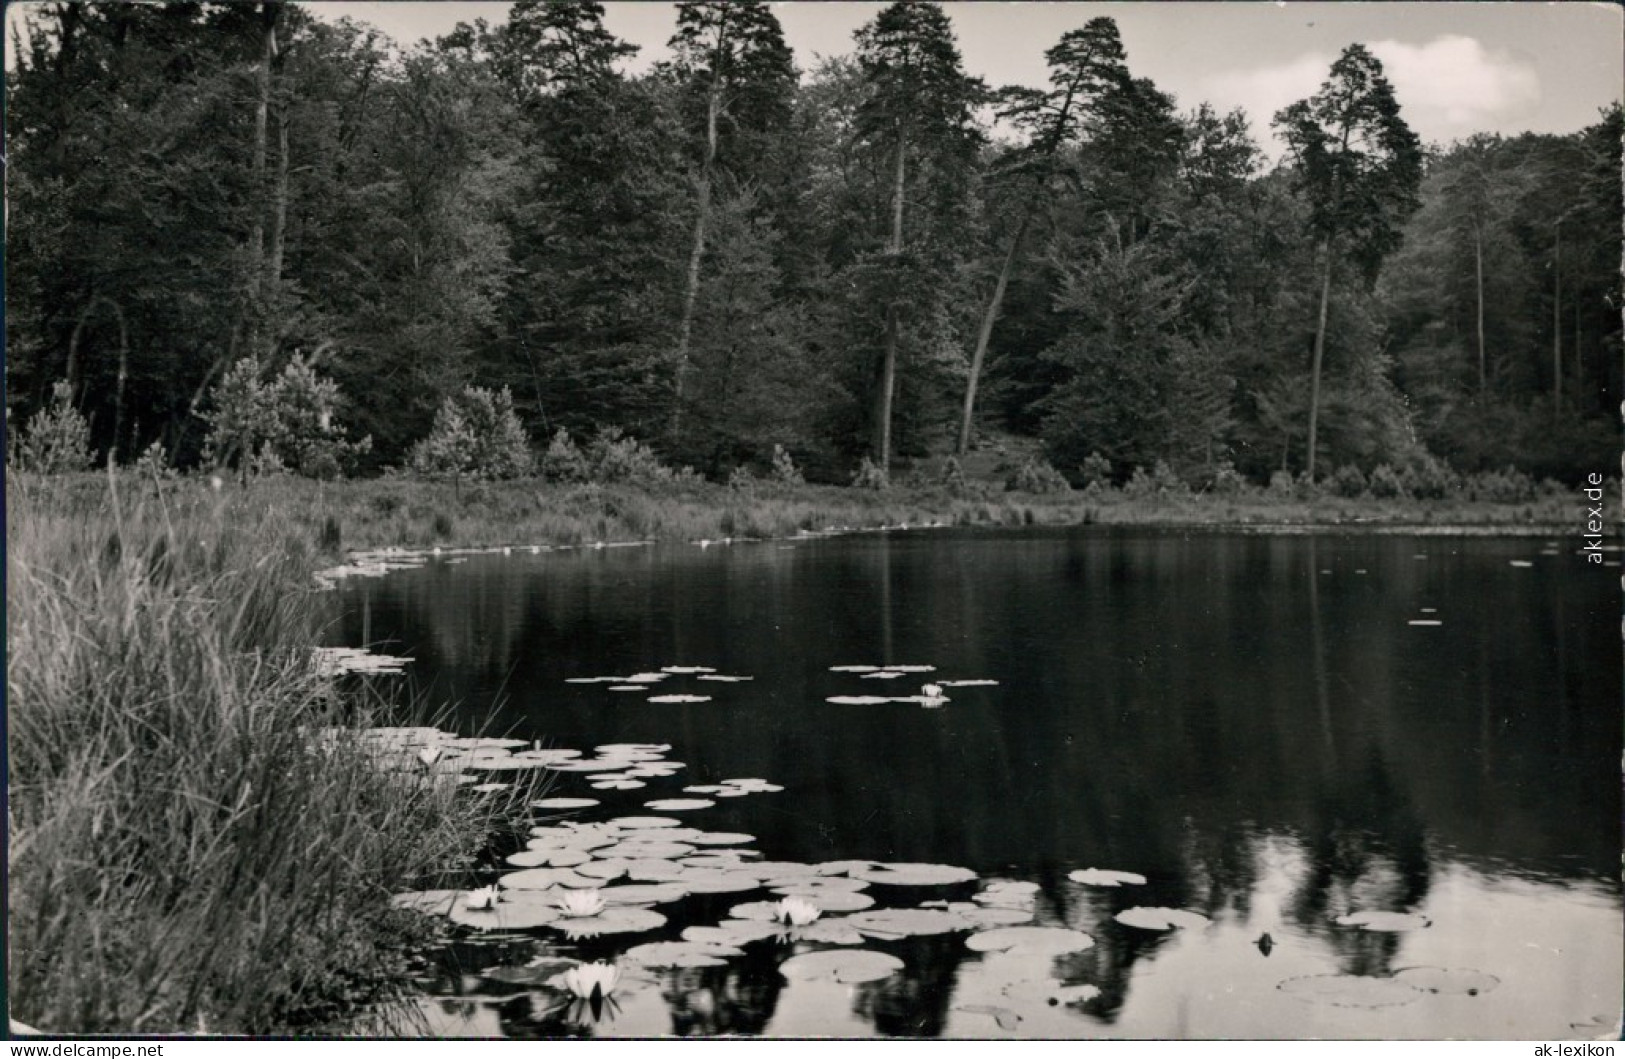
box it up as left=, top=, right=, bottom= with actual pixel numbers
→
left=1369, top=36, right=1541, bottom=130
left=1203, top=36, right=1542, bottom=159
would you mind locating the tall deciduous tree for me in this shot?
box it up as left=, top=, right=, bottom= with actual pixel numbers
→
left=1274, top=44, right=1422, bottom=477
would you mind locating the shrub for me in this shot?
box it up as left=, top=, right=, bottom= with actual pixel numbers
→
left=1397, top=451, right=1455, bottom=500
left=1463, top=466, right=1537, bottom=504
left=1122, top=460, right=1188, bottom=500
left=584, top=427, right=683, bottom=486
left=769, top=444, right=804, bottom=486
left=850, top=456, right=888, bottom=491
left=410, top=386, right=533, bottom=486
left=540, top=428, right=591, bottom=484
left=1367, top=464, right=1406, bottom=499
left=726, top=465, right=757, bottom=492
left=13, top=381, right=94, bottom=474
left=1328, top=464, right=1368, bottom=499
left=1005, top=456, right=1071, bottom=494
left=940, top=455, right=968, bottom=495
left=1078, top=452, right=1112, bottom=488
left=1209, top=461, right=1247, bottom=496
left=203, top=357, right=371, bottom=480
left=132, top=439, right=177, bottom=482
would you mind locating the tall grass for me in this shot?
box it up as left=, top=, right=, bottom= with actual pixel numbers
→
left=6, top=473, right=505, bottom=1034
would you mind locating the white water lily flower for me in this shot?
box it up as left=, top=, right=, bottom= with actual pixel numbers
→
left=555, top=889, right=608, bottom=918
left=562, top=961, right=621, bottom=1000
left=921, top=684, right=944, bottom=699
left=464, top=885, right=500, bottom=911
left=775, top=896, right=821, bottom=927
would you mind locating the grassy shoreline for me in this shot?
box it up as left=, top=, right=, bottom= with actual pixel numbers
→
left=6, top=469, right=1612, bottom=1033
left=238, top=473, right=1610, bottom=555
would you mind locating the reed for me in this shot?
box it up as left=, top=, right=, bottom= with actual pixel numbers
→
left=6, top=472, right=513, bottom=1034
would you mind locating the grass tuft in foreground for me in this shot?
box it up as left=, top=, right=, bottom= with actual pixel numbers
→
left=6, top=473, right=516, bottom=1034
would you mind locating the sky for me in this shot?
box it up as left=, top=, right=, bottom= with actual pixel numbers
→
left=8, top=2, right=1622, bottom=159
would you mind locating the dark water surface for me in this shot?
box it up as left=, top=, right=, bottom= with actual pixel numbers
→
left=333, top=527, right=1622, bottom=1039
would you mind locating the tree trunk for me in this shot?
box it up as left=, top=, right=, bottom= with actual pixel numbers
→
left=873, top=132, right=907, bottom=473
left=267, top=105, right=290, bottom=348
left=1552, top=223, right=1562, bottom=415
left=671, top=83, right=720, bottom=445
left=1474, top=223, right=1486, bottom=392
left=957, top=206, right=1033, bottom=456
left=246, top=3, right=279, bottom=355
left=1305, top=237, right=1333, bottom=480
left=66, top=296, right=129, bottom=459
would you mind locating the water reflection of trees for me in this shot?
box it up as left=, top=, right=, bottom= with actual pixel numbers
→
left=851, top=936, right=960, bottom=1037
left=653, top=950, right=784, bottom=1037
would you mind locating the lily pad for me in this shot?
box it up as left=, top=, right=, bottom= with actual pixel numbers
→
left=1407, top=619, right=1443, bottom=627
left=512, top=846, right=593, bottom=868
left=697, top=675, right=752, bottom=682
left=574, top=858, right=631, bottom=882
left=766, top=875, right=869, bottom=893
left=851, top=862, right=977, bottom=887
left=845, top=907, right=975, bottom=938
left=391, top=889, right=460, bottom=916
left=1278, top=974, right=1423, bottom=1009
left=826, top=696, right=893, bottom=706
left=815, top=860, right=879, bottom=876
left=448, top=891, right=563, bottom=931
left=624, top=941, right=742, bottom=968
left=590, top=779, right=647, bottom=790
left=797, top=919, right=867, bottom=945
left=683, top=921, right=784, bottom=946
left=688, top=831, right=756, bottom=846
left=597, top=744, right=672, bottom=756
left=506, top=847, right=598, bottom=872
left=502, top=867, right=596, bottom=890
left=742, top=861, right=820, bottom=879
left=1069, top=868, right=1147, bottom=887
left=600, top=841, right=696, bottom=861
left=770, top=889, right=875, bottom=913
left=1335, top=910, right=1431, bottom=932
left=965, top=926, right=1095, bottom=956
left=1392, top=967, right=1500, bottom=996
left=938, top=679, right=999, bottom=687
left=547, top=906, right=667, bottom=938
left=830, top=665, right=883, bottom=672
left=1114, top=907, right=1210, bottom=931
left=644, top=799, right=715, bottom=811
left=648, top=694, right=712, bottom=704
left=859, top=671, right=908, bottom=679
left=624, top=860, right=694, bottom=882
left=600, top=883, right=691, bottom=905
left=676, top=870, right=763, bottom=894
left=602, top=816, right=674, bottom=829
left=779, top=949, right=904, bottom=985
left=533, top=797, right=600, bottom=810
left=660, top=666, right=717, bottom=675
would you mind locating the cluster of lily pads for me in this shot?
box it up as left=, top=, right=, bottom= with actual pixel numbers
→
left=564, top=666, right=755, bottom=704
left=314, top=645, right=414, bottom=677
left=375, top=723, right=1505, bottom=1034
left=824, top=665, right=999, bottom=709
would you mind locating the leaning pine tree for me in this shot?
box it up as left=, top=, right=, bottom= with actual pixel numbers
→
left=1273, top=44, right=1422, bottom=478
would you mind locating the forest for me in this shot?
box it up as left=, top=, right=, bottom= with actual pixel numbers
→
left=6, top=1, right=1621, bottom=489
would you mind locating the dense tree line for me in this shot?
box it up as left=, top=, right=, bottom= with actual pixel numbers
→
left=6, top=1, right=1619, bottom=485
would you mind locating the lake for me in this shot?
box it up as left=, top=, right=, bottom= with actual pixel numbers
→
left=330, top=527, right=1622, bottom=1039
